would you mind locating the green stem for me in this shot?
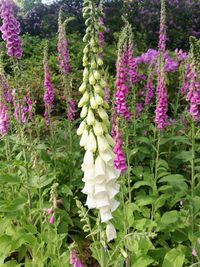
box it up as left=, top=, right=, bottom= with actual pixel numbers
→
left=151, top=129, right=160, bottom=220
left=191, top=121, right=195, bottom=263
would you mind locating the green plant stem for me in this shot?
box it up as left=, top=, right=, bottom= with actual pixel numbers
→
left=191, top=121, right=195, bottom=263
left=151, top=129, right=160, bottom=220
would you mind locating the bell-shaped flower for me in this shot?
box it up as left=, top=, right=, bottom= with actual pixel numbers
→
left=98, top=106, right=109, bottom=121
left=86, top=131, right=97, bottom=152
left=77, top=120, right=86, bottom=135
left=80, top=105, right=88, bottom=118
left=93, top=120, right=104, bottom=136
left=86, top=195, right=96, bottom=209
left=106, top=223, right=117, bottom=242
left=99, top=206, right=113, bottom=222
left=86, top=109, right=95, bottom=125
left=80, top=129, right=89, bottom=147
left=97, top=135, right=109, bottom=152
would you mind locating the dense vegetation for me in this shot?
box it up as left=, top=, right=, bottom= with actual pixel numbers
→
left=0, top=0, right=199, bottom=267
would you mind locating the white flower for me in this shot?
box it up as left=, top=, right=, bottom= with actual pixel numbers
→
left=77, top=120, right=86, bottom=136
left=86, top=195, right=96, bottom=209
left=87, top=109, right=95, bottom=125
left=106, top=134, right=115, bottom=147
left=99, top=207, right=113, bottom=222
left=106, top=223, right=117, bottom=242
left=83, top=150, right=94, bottom=166
left=106, top=182, right=120, bottom=198
left=90, top=94, right=98, bottom=109
left=86, top=131, right=97, bottom=152
left=80, top=129, right=89, bottom=147
left=100, top=149, right=115, bottom=164
left=93, top=120, right=104, bottom=136
left=94, top=156, right=106, bottom=183
left=80, top=105, right=88, bottom=118
left=97, top=135, right=109, bottom=152
left=98, top=106, right=109, bottom=121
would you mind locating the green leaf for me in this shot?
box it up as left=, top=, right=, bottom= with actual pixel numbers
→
left=160, top=211, right=179, bottom=225
left=162, top=248, right=185, bottom=267
left=133, top=181, right=153, bottom=189
left=132, top=255, right=154, bottom=267
left=0, top=174, right=21, bottom=185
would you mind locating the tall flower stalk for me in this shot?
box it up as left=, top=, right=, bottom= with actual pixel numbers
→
left=155, top=0, right=168, bottom=129
left=78, top=0, right=120, bottom=250
left=43, top=42, right=54, bottom=125
left=186, top=37, right=200, bottom=121
left=57, top=11, right=71, bottom=74
left=0, top=0, right=23, bottom=59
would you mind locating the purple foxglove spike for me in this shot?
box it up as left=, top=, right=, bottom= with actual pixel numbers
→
left=0, top=0, right=23, bottom=59
left=57, top=19, right=71, bottom=74
left=67, top=98, right=76, bottom=121
left=43, top=55, right=54, bottom=125
left=0, top=102, right=9, bottom=135
left=155, top=73, right=168, bottom=129
left=113, top=128, right=127, bottom=172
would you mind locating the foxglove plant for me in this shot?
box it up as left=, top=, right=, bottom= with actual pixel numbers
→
left=155, top=0, right=168, bottom=129
left=57, top=11, right=71, bottom=74
left=43, top=43, right=54, bottom=125
left=78, top=0, right=120, bottom=242
left=186, top=37, right=200, bottom=121
left=145, top=67, right=154, bottom=105
left=0, top=0, right=23, bottom=59
left=67, top=98, right=76, bottom=121
left=0, top=101, right=8, bottom=135
left=127, top=29, right=138, bottom=86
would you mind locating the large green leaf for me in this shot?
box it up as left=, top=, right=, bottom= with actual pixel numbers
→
left=162, top=248, right=185, bottom=267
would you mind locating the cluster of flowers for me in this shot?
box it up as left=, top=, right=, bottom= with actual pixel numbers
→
left=70, top=249, right=85, bottom=267
left=57, top=11, right=71, bottom=74
left=185, top=37, right=200, bottom=121
left=77, top=0, right=121, bottom=242
left=0, top=0, right=23, bottom=59
left=155, top=0, right=168, bottom=129
left=43, top=43, right=54, bottom=125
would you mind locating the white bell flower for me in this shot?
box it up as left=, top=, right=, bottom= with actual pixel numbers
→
left=86, top=131, right=97, bottom=152
left=97, top=135, right=110, bottom=152
left=80, top=129, right=89, bottom=147
left=106, top=223, right=117, bottom=242
left=93, top=120, right=104, bottom=136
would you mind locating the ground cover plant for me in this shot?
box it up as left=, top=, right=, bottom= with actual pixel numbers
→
left=0, top=0, right=199, bottom=266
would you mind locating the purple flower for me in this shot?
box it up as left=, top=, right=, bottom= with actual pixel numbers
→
left=175, top=49, right=188, bottom=62
left=57, top=15, right=71, bottom=74
left=128, top=42, right=138, bottom=85
left=145, top=70, right=154, bottom=105
left=181, top=63, right=192, bottom=95
left=0, top=0, right=23, bottom=58
left=115, top=49, right=131, bottom=119
left=136, top=102, right=144, bottom=117
left=0, top=75, right=13, bottom=103
left=46, top=207, right=53, bottom=215
left=192, top=248, right=197, bottom=257
left=49, top=215, right=55, bottom=224
left=67, top=98, right=76, bottom=121
left=155, top=70, right=168, bottom=129
left=104, top=82, right=109, bottom=103
left=113, top=128, right=127, bottom=172
left=0, top=102, right=9, bottom=135
left=43, top=49, right=54, bottom=125
left=70, top=250, right=85, bottom=267
left=164, top=52, right=178, bottom=72
left=186, top=64, right=200, bottom=121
